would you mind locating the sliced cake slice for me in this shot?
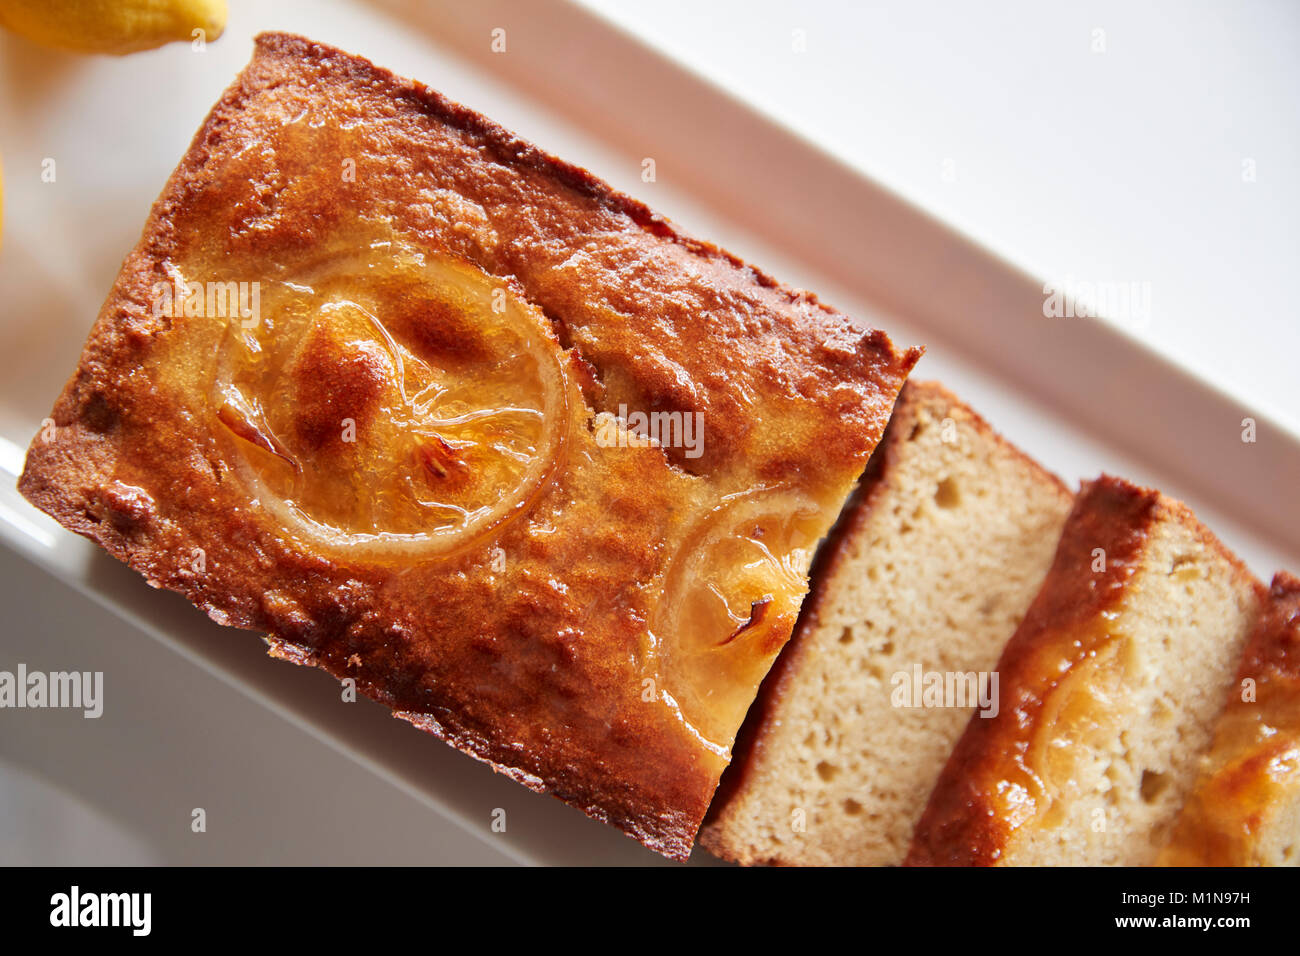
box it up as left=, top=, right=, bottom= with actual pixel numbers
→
left=700, top=381, right=1073, bottom=865
left=907, top=475, right=1266, bottom=866
left=1156, top=571, right=1300, bottom=866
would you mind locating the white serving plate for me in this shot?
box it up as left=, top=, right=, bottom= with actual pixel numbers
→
left=0, top=0, right=1296, bottom=865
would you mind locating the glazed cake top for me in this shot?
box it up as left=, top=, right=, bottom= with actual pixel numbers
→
left=18, top=33, right=919, bottom=859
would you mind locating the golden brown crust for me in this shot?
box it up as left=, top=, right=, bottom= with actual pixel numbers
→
left=904, top=475, right=1264, bottom=866
left=1157, top=572, right=1300, bottom=866
left=702, top=380, right=1069, bottom=862
left=17, top=33, right=918, bottom=860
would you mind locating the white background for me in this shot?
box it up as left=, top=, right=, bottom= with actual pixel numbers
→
left=580, top=0, right=1300, bottom=432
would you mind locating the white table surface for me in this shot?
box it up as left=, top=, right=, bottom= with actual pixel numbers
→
left=579, top=0, right=1300, bottom=433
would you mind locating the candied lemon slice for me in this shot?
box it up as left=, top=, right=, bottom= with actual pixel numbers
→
left=652, top=488, right=825, bottom=751
left=206, top=246, right=569, bottom=559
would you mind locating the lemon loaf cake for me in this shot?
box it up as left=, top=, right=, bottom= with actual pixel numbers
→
left=906, top=476, right=1265, bottom=866
left=700, top=381, right=1073, bottom=865
left=16, top=33, right=920, bottom=859
left=1156, top=571, right=1300, bottom=866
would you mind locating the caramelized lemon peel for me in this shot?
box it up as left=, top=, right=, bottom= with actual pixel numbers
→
left=652, top=486, right=825, bottom=751
left=199, top=243, right=570, bottom=560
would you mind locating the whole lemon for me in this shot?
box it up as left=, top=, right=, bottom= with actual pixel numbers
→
left=0, top=0, right=226, bottom=55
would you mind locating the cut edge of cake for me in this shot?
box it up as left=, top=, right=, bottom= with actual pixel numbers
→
left=700, top=380, right=1073, bottom=865
left=1156, top=570, right=1300, bottom=866
left=905, top=475, right=1266, bottom=866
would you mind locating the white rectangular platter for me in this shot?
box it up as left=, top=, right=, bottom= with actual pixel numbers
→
left=0, top=0, right=1295, bottom=865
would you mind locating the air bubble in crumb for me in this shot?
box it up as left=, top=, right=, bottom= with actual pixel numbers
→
left=1140, top=770, right=1169, bottom=803
left=934, top=477, right=961, bottom=509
